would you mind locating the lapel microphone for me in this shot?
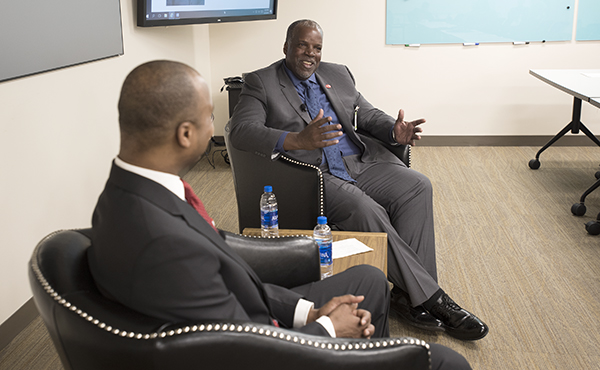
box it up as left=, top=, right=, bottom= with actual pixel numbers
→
left=300, top=103, right=307, bottom=112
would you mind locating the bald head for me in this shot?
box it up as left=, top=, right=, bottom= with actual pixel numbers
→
left=117, top=60, right=214, bottom=175
left=118, top=60, right=204, bottom=151
left=285, top=19, right=323, bottom=45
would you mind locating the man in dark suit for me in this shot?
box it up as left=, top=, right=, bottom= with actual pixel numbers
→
left=229, top=20, right=488, bottom=341
left=87, top=60, right=471, bottom=369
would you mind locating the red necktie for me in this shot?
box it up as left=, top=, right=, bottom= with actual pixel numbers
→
left=183, top=180, right=279, bottom=326
left=181, top=179, right=219, bottom=233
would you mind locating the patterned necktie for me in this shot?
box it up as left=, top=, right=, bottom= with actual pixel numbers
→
left=181, top=179, right=219, bottom=233
left=301, top=80, right=355, bottom=182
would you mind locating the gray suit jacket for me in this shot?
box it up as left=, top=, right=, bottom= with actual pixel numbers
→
left=229, top=59, right=402, bottom=166
left=88, top=163, right=328, bottom=336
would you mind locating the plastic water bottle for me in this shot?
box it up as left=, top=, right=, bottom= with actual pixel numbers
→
left=260, top=185, right=279, bottom=237
left=313, top=216, right=333, bottom=279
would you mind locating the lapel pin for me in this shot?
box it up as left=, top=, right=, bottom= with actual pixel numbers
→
left=325, top=84, right=332, bottom=89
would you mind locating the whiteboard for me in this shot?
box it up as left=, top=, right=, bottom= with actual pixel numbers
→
left=0, top=0, right=123, bottom=83
left=576, top=0, right=600, bottom=41
left=386, top=0, right=575, bottom=45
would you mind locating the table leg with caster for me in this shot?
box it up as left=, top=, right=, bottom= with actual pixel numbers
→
left=585, top=213, right=600, bottom=235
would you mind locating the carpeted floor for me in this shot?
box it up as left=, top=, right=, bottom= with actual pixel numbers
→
left=2, top=145, right=600, bottom=370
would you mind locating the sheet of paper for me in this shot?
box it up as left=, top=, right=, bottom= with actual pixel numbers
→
left=581, top=72, right=600, bottom=78
left=332, top=238, right=373, bottom=259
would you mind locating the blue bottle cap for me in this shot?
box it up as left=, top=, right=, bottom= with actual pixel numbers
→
left=317, top=216, right=327, bottom=225
left=264, top=185, right=273, bottom=192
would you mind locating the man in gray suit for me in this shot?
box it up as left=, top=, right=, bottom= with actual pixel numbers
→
left=229, top=20, right=488, bottom=341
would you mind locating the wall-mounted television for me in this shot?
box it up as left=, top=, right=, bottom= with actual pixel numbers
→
left=137, top=0, right=277, bottom=27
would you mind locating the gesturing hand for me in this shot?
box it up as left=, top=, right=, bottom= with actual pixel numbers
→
left=393, top=109, right=425, bottom=146
left=283, top=109, right=343, bottom=151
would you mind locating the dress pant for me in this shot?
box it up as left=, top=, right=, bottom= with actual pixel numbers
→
left=322, top=147, right=440, bottom=306
left=291, top=264, right=390, bottom=338
left=291, top=265, right=470, bottom=369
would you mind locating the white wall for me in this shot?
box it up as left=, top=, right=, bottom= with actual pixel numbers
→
left=2, top=0, right=600, bottom=325
left=0, top=1, right=211, bottom=324
left=207, top=0, right=600, bottom=137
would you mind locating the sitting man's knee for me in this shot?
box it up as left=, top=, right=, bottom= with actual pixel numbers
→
left=346, top=265, right=389, bottom=292
left=417, top=173, right=433, bottom=193
left=343, top=199, right=390, bottom=228
left=349, top=264, right=386, bottom=278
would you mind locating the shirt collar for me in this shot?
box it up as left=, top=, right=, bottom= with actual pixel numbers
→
left=114, top=156, right=186, bottom=201
left=283, top=61, right=318, bottom=89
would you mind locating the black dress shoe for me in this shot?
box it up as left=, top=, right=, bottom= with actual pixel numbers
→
left=428, top=294, right=489, bottom=341
left=390, top=294, right=444, bottom=332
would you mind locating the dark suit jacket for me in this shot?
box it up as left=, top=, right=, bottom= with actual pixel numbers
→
left=229, top=59, right=402, bottom=166
left=88, top=163, right=328, bottom=336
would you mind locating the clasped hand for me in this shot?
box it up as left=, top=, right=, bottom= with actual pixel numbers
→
left=307, top=295, right=374, bottom=339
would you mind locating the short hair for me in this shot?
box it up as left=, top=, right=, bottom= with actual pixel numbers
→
left=285, top=19, right=323, bottom=45
left=118, top=60, right=201, bottom=150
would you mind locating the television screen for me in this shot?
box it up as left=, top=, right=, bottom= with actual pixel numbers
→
left=138, top=0, right=277, bottom=27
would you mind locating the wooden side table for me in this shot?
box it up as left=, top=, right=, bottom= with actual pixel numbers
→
left=242, top=228, right=387, bottom=276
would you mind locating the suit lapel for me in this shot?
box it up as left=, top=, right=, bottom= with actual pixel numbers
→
left=276, top=62, right=312, bottom=125
left=315, top=71, right=366, bottom=150
left=108, top=163, right=268, bottom=289
left=177, top=203, right=274, bottom=303
left=315, top=73, right=350, bottom=128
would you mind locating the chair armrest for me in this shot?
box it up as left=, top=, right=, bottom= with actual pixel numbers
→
left=356, top=129, right=411, bottom=168
left=221, top=231, right=321, bottom=288
left=156, top=321, right=431, bottom=370
left=224, top=121, right=324, bottom=232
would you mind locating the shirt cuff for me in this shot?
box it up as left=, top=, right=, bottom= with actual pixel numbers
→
left=315, top=316, right=337, bottom=338
left=274, top=132, right=289, bottom=154
left=389, top=127, right=400, bottom=146
left=293, top=299, right=314, bottom=329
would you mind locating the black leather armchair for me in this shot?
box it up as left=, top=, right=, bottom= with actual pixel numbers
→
left=224, top=121, right=324, bottom=232
left=224, top=121, right=411, bottom=233
left=29, top=229, right=430, bottom=370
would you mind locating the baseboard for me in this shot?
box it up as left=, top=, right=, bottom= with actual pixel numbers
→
left=417, top=135, right=599, bottom=146
left=0, top=298, right=38, bottom=352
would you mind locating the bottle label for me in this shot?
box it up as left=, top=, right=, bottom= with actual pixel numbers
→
left=317, top=240, right=332, bottom=265
left=261, top=209, right=278, bottom=227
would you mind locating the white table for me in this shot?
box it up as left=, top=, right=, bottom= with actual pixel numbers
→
left=530, top=70, right=600, bottom=102
left=529, top=70, right=600, bottom=226
left=581, top=95, right=600, bottom=233
left=528, top=69, right=600, bottom=170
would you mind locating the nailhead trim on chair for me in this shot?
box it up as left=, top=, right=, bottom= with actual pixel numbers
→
left=31, top=230, right=430, bottom=365
left=236, top=232, right=314, bottom=240
left=280, top=156, right=325, bottom=216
